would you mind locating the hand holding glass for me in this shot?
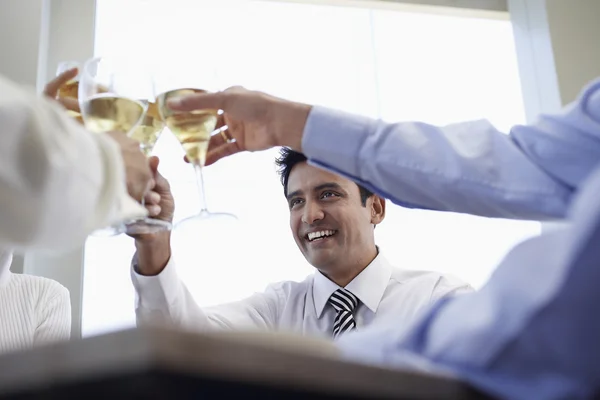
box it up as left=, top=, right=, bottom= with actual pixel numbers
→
left=79, top=57, right=172, bottom=235
left=55, top=61, right=83, bottom=124
left=157, top=88, right=237, bottom=228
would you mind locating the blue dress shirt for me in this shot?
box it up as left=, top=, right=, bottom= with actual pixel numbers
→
left=301, top=78, right=600, bottom=400
left=303, top=79, right=600, bottom=220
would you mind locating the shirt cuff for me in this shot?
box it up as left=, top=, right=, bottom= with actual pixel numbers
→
left=94, top=133, right=147, bottom=228
left=301, top=105, right=377, bottom=178
left=131, top=253, right=180, bottom=309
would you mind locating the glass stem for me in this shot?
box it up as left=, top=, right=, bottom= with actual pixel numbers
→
left=193, top=164, right=209, bottom=215
left=139, top=145, right=149, bottom=208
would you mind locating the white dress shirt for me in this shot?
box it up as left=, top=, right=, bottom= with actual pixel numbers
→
left=0, top=74, right=145, bottom=252
left=0, top=250, right=70, bottom=353
left=132, top=251, right=472, bottom=338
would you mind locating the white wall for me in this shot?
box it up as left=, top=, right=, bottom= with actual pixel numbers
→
left=0, top=0, right=45, bottom=88
left=546, top=0, right=600, bottom=105
left=510, top=0, right=600, bottom=116
left=43, top=0, right=97, bottom=84
left=0, top=0, right=95, bottom=109
left=379, top=0, right=507, bottom=11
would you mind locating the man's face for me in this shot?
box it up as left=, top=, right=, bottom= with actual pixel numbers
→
left=286, top=162, right=384, bottom=272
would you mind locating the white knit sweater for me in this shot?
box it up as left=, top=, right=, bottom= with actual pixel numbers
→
left=0, top=251, right=71, bottom=354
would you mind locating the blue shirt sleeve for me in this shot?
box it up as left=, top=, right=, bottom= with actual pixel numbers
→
left=301, top=78, right=600, bottom=220
left=336, top=164, right=600, bottom=399
left=329, top=78, right=600, bottom=399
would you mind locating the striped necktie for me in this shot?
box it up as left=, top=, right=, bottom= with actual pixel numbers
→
left=328, top=288, right=359, bottom=339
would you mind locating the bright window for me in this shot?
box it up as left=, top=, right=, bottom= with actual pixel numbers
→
left=83, top=0, right=539, bottom=337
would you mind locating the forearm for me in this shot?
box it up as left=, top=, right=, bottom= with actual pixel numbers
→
left=298, top=109, right=571, bottom=220
left=296, top=78, right=600, bottom=221
left=134, top=233, right=172, bottom=276
left=135, top=289, right=213, bottom=332
left=132, top=258, right=278, bottom=332
left=132, top=254, right=212, bottom=330
left=271, top=98, right=311, bottom=151
left=0, top=75, right=145, bottom=251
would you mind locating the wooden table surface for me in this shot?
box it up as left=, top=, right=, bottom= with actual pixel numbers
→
left=0, top=327, right=493, bottom=399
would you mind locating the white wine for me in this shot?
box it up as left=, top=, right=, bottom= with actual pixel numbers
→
left=59, top=79, right=79, bottom=99
left=81, top=94, right=145, bottom=134
left=165, top=110, right=218, bottom=166
left=58, top=80, right=83, bottom=124
left=130, top=101, right=164, bottom=156
left=158, top=89, right=218, bottom=166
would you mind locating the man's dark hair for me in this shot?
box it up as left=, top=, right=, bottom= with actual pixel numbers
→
left=275, top=148, right=374, bottom=206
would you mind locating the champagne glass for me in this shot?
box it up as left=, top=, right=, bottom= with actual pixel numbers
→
left=56, top=61, right=83, bottom=124
left=157, top=82, right=237, bottom=229
left=79, top=57, right=171, bottom=235
left=130, top=100, right=164, bottom=157
left=124, top=90, right=173, bottom=235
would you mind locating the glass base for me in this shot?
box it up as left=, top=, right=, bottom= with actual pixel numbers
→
left=90, top=223, right=126, bottom=237
left=175, top=210, right=237, bottom=231
left=124, top=218, right=173, bottom=235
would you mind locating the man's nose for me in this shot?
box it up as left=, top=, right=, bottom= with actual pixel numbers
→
left=302, top=200, right=325, bottom=225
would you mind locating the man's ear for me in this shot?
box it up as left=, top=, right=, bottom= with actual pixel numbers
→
left=370, top=196, right=385, bottom=226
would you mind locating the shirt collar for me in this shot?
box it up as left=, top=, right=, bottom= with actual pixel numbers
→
left=313, top=250, right=392, bottom=318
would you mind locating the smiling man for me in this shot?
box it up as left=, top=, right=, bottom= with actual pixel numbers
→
left=130, top=148, right=471, bottom=338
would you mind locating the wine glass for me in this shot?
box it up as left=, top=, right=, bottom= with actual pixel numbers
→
left=56, top=61, right=83, bottom=124
left=157, top=81, right=237, bottom=229
left=79, top=57, right=172, bottom=236
left=124, top=91, right=173, bottom=235
left=130, top=100, right=165, bottom=157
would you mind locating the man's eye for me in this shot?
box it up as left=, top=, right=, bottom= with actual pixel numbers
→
left=321, top=191, right=338, bottom=199
left=290, top=199, right=304, bottom=208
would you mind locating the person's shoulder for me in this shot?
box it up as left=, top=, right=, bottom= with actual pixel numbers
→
left=389, top=267, right=442, bottom=282
left=10, top=274, right=70, bottom=300
left=382, top=257, right=444, bottom=283
left=386, top=264, right=473, bottom=303
left=263, top=274, right=315, bottom=298
left=386, top=261, right=471, bottom=290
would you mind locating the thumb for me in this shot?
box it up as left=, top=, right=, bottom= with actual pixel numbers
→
left=148, top=156, right=160, bottom=173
